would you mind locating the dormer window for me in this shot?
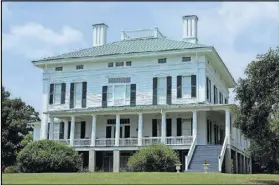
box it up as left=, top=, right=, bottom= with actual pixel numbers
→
left=158, top=58, right=166, bottom=64
left=55, top=67, right=63, bottom=71
left=182, top=57, right=191, bottom=62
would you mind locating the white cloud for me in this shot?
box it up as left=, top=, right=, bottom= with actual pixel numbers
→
left=3, top=22, right=87, bottom=59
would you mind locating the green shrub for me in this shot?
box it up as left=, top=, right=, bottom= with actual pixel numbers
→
left=127, top=144, right=180, bottom=172
left=4, top=165, right=19, bottom=173
left=17, top=140, right=82, bottom=173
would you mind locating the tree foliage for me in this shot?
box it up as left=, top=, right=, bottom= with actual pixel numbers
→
left=1, top=86, right=40, bottom=168
left=234, top=47, right=279, bottom=173
left=127, top=144, right=180, bottom=172
left=17, top=140, right=82, bottom=173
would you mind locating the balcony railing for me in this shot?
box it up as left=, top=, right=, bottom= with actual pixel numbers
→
left=166, top=136, right=193, bottom=145
left=95, top=138, right=115, bottom=146
left=119, top=138, right=138, bottom=146
left=142, top=137, right=162, bottom=145
left=74, top=139, right=91, bottom=147
left=53, top=139, right=70, bottom=145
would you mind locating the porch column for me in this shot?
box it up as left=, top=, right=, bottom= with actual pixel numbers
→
left=91, top=114, right=97, bottom=147
left=192, top=111, right=197, bottom=138
left=244, top=156, right=246, bottom=174
left=225, top=109, right=231, bottom=145
left=115, top=114, right=120, bottom=146
left=249, top=157, right=252, bottom=174
left=138, top=113, right=143, bottom=146
left=88, top=149, right=96, bottom=172
left=161, top=111, right=166, bottom=143
left=63, top=119, right=68, bottom=140
left=225, top=148, right=232, bottom=173
left=70, top=116, right=75, bottom=146
left=40, top=77, right=49, bottom=140
left=235, top=151, right=239, bottom=173
left=49, top=116, right=54, bottom=140
left=113, top=150, right=120, bottom=172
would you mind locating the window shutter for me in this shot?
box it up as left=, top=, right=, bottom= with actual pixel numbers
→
left=177, top=118, right=182, bottom=136
left=80, top=121, right=86, bottom=139
left=190, top=118, right=193, bottom=136
left=59, top=122, right=64, bottom=139
left=49, top=84, right=54, bottom=104
left=177, top=76, right=182, bottom=98
left=102, top=86, right=108, bottom=108
left=209, top=80, right=212, bottom=102
left=61, top=83, right=66, bottom=104
left=153, top=77, right=157, bottom=105
left=124, top=125, right=130, bottom=138
left=191, top=75, right=197, bottom=98
left=82, top=82, right=87, bottom=108
left=213, top=85, right=216, bottom=104
left=167, top=76, right=172, bottom=105
left=70, top=83, right=75, bottom=108
left=130, top=84, right=136, bottom=107
left=152, top=119, right=158, bottom=137
left=67, top=121, right=71, bottom=139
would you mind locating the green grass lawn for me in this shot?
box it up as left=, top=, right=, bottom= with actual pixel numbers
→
left=2, top=172, right=279, bottom=184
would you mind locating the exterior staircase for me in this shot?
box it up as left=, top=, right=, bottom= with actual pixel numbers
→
left=188, top=145, right=222, bottom=172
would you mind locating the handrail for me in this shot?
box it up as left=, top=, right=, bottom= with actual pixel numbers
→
left=185, top=136, right=197, bottom=171
left=218, top=136, right=228, bottom=172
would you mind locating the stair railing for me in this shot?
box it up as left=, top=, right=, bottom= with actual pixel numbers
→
left=185, top=135, right=197, bottom=171
left=218, top=136, right=228, bottom=172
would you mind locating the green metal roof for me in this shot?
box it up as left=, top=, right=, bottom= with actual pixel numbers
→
left=33, top=38, right=210, bottom=62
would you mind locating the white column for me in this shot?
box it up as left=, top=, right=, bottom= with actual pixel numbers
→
left=91, top=114, right=97, bottom=147
left=88, top=149, right=96, bottom=172
left=192, top=111, right=197, bottom=138
left=225, top=109, right=231, bottom=145
left=138, top=113, right=143, bottom=146
left=49, top=116, right=54, bottom=140
left=40, top=77, right=49, bottom=140
left=161, top=112, right=166, bottom=143
left=70, top=116, right=75, bottom=146
left=115, top=114, right=120, bottom=146
left=113, top=150, right=120, bottom=172
left=63, top=119, right=68, bottom=140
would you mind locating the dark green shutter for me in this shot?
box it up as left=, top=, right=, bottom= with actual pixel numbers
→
left=152, top=119, right=157, bottom=137
left=177, top=76, right=182, bottom=98
left=153, top=77, right=157, bottom=105
left=49, top=84, right=54, bottom=104
left=190, top=118, right=193, bottom=136
left=167, top=76, right=172, bottom=104
left=206, top=77, right=209, bottom=100
left=82, top=82, right=87, bottom=108
left=61, top=83, right=66, bottom=104
left=213, top=85, right=216, bottom=104
left=68, top=121, right=71, bottom=139
left=70, top=83, right=75, bottom=108
left=191, top=75, right=196, bottom=98
left=130, top=84, right=136, bottom=107
left=102, top=86, right=107, bottom=108
left=166, top=118, right=172, bottom=137
left=59, top=122, right=64, bottom=139
left=80, top=121, right=86, bottom=139
left=177, top=118, right=182, bottom=136
left=124, top=125, right=130, bottom=138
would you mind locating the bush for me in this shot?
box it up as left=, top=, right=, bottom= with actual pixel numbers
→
left=17, top=140, right=82, bottom=173
left=127, top=144, right=180, bottom=172
left=4, top=165, right=19, bottom=173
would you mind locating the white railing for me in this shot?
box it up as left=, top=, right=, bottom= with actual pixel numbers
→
left=185, top=136, right=197, bottom=171
left=218, top=136, right=228, bottom=172
left=119, top=138, right=138, bottom=146
left=95, top=138, right=115, bottom=147
left=53, top=139, right=70, bottom=145
left=142, top=137, right=161, bottom=146
left=166, top=136, right=193, bottom=145
left=74, top=139, right=91, bottom=147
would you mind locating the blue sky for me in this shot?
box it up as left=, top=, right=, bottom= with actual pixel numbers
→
left=2, top=2, right=279, bottom=116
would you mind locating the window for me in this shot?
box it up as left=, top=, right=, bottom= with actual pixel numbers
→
left=157, top=77, right=167, bottom=104
left=158, top=58, right=167, bottom=64
left=182, top=57, right=191, bottom=62
left=206, top=77, right=212, bottom=102
left=126, top=61, right=132, bottom=66
left=108, top=62, right=114, bottom=67
left=54, top=84, right=62, bottom=104
left=214, top=85, right=218, bottom=104
left=219, top=92, right=223, bottom=104
left=108, top=77, right=131, bottom=83
left=107, top=86, right=113, bottom=101
left=182, top=76, right=191, bottom=98
left=76, top=65, right=84, bottom=70
left=55, top=67, right=63, bottom=71
left=74, top=83, right=82, bottom=107
left=116, top=62, right=124, bottom=67
left=107, top=84, right=131, bottom=105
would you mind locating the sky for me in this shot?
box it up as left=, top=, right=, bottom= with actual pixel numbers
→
left=2, top=2, right=279, bottom=116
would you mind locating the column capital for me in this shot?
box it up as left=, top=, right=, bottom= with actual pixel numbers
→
left=137, top=112, right=143, bottom=116
left=71, top=115, right=75, bottom=119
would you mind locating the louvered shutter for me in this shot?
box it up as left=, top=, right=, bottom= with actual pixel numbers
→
left=49, top=84, right=54, bottom=104
left=70, top=83, right=74, bottom=108
left=82, top=82, right=87, bottom=108
left=167, top=76, right=172, bottom=104
left=130, top=84, right=136, bottom=107
left=61, top=83, right=66, bottom=104
left=191, top=75, right=196, bottom=98
left=153, top=77, right=157, bottom=105
left=102, top=86, right=108, bottom=108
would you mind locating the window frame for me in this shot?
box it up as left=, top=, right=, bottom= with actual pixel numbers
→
left=116, top=62, right=124, bottom=67
left=55, top=67, right=63, bottom=71
left=76, top=65, right=84, bottom=70
left=53, top=83, right=62, bottom=104
left=107, top=84, right=131, bottom=106
left=74, top=82, right=82, bottom=108
left=182, top=57, right=191, bottom=62
left=126, top=61, right=132, bottom=66
left=158, top=58, right=167, bottom=64
left=108, top=62, right=114, bottom=67
left=182, top=75, right=192, bottom=99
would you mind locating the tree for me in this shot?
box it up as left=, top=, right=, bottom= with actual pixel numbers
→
left=17, top=140, right=82, bottom=172
left=1, top=86, right=40, bottom=168
left=234, top=47, right=279, bottom=173
left=127, top=144, right=180, bottom=172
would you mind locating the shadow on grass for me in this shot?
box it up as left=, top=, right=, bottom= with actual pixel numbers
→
left=249, top=180, right=279, bottom=185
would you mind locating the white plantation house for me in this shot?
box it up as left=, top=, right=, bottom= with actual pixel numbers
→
left=32, top=15, right=251, bottom=173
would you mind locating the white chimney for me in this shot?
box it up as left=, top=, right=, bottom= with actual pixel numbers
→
left=182, top=15, right=198, bottom=44
left=92, top=23, right=108, bottom=47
